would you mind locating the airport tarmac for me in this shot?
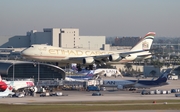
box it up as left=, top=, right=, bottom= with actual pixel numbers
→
left=0, top=77, right=180, bottom=112
left=1, top=92, right=180, bottom=104
left=0, top=77, right=180, bottom=104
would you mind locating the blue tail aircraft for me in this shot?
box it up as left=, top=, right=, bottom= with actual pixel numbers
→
left=103, top=70, right=171, bottom=89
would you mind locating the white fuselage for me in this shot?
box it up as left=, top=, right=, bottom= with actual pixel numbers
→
left=103, top=80, right=134, bottom=87
left=21, top=45, right=150, bottom=64
left=103, top=80, right=149, bottom=88
left=0, top=91, right=14, bottom=97
left=3, top=80, right=34, bottom=91
left=22, top=46, right=114, bottom=62
left=65, top=77, right=88, bottom=82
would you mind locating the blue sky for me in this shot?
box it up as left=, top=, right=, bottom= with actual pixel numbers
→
left=0, top=0, right=180, bottom=38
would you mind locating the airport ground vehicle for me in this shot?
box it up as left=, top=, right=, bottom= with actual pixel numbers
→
left=141, top=90, right=149, bottom=95
left=171, top=89, right=180, bottom=93
left=92, top=92, right=103, bottom=96
left=12, top=93, right=25, bottom=98
left=40, top=92, right=50, bottom=97
left=168, top=75, right=178, bottom=80
left=100, top=87, right=106, bottom=91
left=87, top=86, right=100, bottom=91
left=175, top=94, right=180, bottom=97
left=50, top=92, right=63, bottom=96
left=129, top=88, right=136, bottom=91
left=17, top=93, right=25, bottom=98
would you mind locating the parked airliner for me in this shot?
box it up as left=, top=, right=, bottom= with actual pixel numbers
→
left=21, top=32, right=155, bottom=65
left=103, top=70, right=171, bottom=89
left=65, top=70, right=101, bottom=82
left=0, top=75, right=34, bottom=91
left=0, top=84, right=14, bottom=98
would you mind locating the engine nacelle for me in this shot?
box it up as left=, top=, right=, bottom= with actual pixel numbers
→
left=109, top=54, right=122, bottom=61
left=104, top=73, right=112, bottom=77
left=83, top=57, right=94, bottom=64
left=117, top=85, right=123, bottom=90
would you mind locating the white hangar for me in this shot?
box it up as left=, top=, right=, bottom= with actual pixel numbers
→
left=1, top=28, right=106, bottom=50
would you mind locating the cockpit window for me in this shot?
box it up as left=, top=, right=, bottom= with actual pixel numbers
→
left=30, top=45, right=34, bottom=47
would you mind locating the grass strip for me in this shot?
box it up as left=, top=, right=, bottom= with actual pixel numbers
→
left=0, top=100, right=180, bottom=112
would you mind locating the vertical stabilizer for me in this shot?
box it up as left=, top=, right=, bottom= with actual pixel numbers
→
left=86, top=70, right=94, bottom=77
left=0, top=83, right=14, bottom=97
left=155, top=71, right=170, bottom=83
left=130, top=32, right=155, bottom=51
left=3, top=84, right=13, bottom=93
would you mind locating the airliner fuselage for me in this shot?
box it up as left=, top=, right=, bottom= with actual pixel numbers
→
left=21, top=32, right=155, bottom=64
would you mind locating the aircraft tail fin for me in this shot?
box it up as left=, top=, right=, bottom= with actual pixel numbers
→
left=130, top=32, right=155, bottom=51
left=3, top=84, right=13, bottom=93
left=86, top=70, right=94, bottom=77
left=155, top=70, right=171, bottom=83
left=0, top=75, right=2, bottom=81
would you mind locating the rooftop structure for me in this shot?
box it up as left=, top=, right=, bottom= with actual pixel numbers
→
left=0, top=60, right=65, bottom=80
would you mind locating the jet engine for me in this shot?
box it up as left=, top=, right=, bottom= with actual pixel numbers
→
left=104, top=73, right=112, bottom=77
left=117, top=85, right=123, bottom=90
left=83, top=57, right=94, bottom=64
left=109, top=54, right=122, bottom=61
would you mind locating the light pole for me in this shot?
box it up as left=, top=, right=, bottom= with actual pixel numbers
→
left=178, top=39, right=180, bottom=54
left=34, top=62, right=40, bottom=82
left=38, top=62, right=40, bottom=82
left=12, top=57, right=18, bottom=81
left=13, top=62, right=14, bottom=81
left=161, top=46, right=166, bottom=56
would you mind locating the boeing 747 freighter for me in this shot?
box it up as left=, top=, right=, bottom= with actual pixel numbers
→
left=21, top=32, right=155, bottom=65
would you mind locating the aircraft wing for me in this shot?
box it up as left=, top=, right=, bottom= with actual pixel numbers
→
left=136, top=53, right=152, bottom=57
left=0, top=48, right=14, bottom=50
left=68, top=49, right=149, bottom=64
left=96, top=49, right=150, bottom=59
left=118, top=49, right=150, bottom=57
left=91, top=70, right=105, bottom=79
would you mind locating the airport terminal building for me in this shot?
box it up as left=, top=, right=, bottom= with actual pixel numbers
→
left=0, top=60, right=65, bottom=81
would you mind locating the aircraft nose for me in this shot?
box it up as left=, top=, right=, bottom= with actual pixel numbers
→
left=20, top=49, right=30, bottom=57
left=20, top=49, right=25, bottom=56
